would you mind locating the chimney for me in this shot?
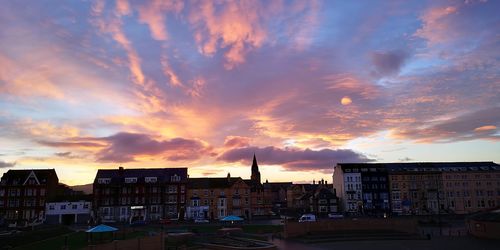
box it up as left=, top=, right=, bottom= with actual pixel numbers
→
left=227, top=172, right=231, bottom=182
left=119, top=166, right=124, bottom=171
left=313, top=179, right=315, bottom=184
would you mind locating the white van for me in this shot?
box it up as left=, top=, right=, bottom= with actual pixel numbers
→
left=298, top=214, right=316, bottom=222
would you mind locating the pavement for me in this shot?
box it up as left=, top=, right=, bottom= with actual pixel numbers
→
left=271, top=236, right=500, bottom=250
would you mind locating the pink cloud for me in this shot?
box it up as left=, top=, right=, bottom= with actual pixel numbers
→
left=218, top=146, right=373, bottom=172
left=414, top=5, right=458, bottom=45
left=224, top=136, right=251, bottom=148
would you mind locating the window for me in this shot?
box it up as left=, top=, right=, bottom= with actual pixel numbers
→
left=168, top=185, right=177, bottom=193
left=192, top=199, right=199, bottom=206
left=61, top=205, right=66, bottom=210
left=98, top=178, right=111, bottom=184
left=49, top=205, right=55, bottom=210
left=72, top=204, right=78, bottom=209
left=465, top=200, right=472, bottom=208
left=180, top=185, right=185, bottom=193
left=125, top=177, right=137, bottom=183
left=83, top=204, right=89, bottom=209
left=145, top=177, right=157, bottom=183
left=171, top=175, right=181, bottom=182
left=219, top=198, right=225, bottom=207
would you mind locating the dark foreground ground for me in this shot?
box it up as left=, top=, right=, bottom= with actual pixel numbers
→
left=271, top=236, right=500, bottom=250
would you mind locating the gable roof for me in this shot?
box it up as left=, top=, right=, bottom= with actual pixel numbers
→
left=1, top=169, right=58, bottom=185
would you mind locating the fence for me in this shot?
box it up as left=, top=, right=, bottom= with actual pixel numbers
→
left=284, top=218, right=418, bottom=238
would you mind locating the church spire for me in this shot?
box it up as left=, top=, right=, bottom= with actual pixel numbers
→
left=251, top=153, right=261, bottom=184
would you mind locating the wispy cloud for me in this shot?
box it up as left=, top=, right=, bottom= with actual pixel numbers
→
left=0, top=160, right=16, bottom=168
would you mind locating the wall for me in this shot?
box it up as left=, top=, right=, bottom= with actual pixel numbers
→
left=284, top=218, right=418, bottom=238
left=467, top=219, right=500, bottom=239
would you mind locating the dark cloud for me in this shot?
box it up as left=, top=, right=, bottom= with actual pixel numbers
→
left=371, top=50, right=409, bottom=76
left=0, top=160, right=16, bottom=168
left=399, top=157, right=413, bottom=162
left=218, top=146, right=373, bottom=172
left=54, top=152, right=79, bottom=159
left=95, top=133, right=212, bottom=163
left=394, top=107, right=500, bottom=142
left=38, top=132, right=214, bottom=163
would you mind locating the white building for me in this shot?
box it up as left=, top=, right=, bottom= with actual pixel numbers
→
left=333, top=165, right=363, bottom=214
left=45, top=201, right=92, bottom=224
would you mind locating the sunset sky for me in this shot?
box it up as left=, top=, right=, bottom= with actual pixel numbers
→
left=1, top=0, right=499, bottom=186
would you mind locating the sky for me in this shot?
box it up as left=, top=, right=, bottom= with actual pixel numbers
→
left=0, top=0, right=499, bottom=186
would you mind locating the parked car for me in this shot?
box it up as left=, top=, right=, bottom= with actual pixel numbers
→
left=328, top=213, right=344, bottom=219
left=194, top=219, right=209, bottom=223
left=298, top=214, right=316, bottom=222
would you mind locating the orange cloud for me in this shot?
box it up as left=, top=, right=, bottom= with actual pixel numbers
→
left=189, top=1, right=267, bottom=69
left=474, top=125, right=497, bottom=132
left=0, top=53, right=64, bottom=99
left=137, top=0, right=183, bottom=41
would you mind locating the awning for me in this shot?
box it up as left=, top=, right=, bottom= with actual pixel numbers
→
left=86, top=224, right=118, bottom=233
left=220, top=215, right=243, bottom=221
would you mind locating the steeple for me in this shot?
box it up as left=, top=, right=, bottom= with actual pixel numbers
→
left=251, top=154, right=261, bottom=184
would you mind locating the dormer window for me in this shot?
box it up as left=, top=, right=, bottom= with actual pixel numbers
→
left=98, top=178, right=111, bottom=184
left=125, top=177, right=137, bottom=184
left=171, top=175, right=181, bottom=182
left=145, top=177, right=157, bottom=183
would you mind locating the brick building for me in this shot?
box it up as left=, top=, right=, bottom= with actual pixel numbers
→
left=0, top=169, right=59, bottom=227
left=93, top=167, right=187, bottom=223
left=334, top=162, right=500, bottom=216
left=186, top=174, right=251, bottom=220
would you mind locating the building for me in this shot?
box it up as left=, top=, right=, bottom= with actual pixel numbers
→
left=286, top=180, right=339, bottom=217
left=244, top=155, right=273, bottom=217
left=0, top=169, right=59, bottom=227
left=333, top=163, right=390, bottom=216
left=387, top=164, right=442, bottom=215
left=334, top=162, right=500, bottom=216
left=262, top=181, right=293, bottom=216
left=45, top=200, right=92, bottom=225
left=186, top=174, right=251, bottom=220
left=93, top=167, right=187, bottom=223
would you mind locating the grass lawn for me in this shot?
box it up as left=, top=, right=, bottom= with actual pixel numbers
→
left=10, top=227, right=150, bottom=250
left=13, top=231, right=87, bottom=250
left=6, top=224, right=283, bottom=250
